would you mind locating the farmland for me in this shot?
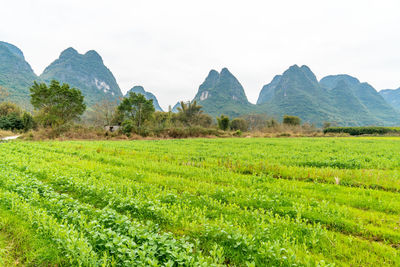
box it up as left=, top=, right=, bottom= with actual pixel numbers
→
left=0, top=137, right=400, bottom=266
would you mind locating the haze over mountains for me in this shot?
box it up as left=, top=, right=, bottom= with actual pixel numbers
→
left=1, top=41, right=399, bottom=126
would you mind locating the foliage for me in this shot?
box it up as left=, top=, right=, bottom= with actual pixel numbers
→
left=283, top=115, right=301, bottom=126
left=30, top=80, right=86, bottom=128
left=121, top=120, right=134, bottom=136
left=22, top=112, right=35, bottom=132
left=231, top=118, right=248, bottom=131
left=177, top=100, right=203, bottom=126
left=0, top=113, right=23, bottom=130
left=0, top=102, right=22, bottom=117
left=323, top=126, right=400, bottom=136
left=217, top=114, right=230, bottom=130
left=1, top=138, right=400, bottom=265
left=0, top=102, right=34, bottom=131
left=117, top=92, right=155, bottom=132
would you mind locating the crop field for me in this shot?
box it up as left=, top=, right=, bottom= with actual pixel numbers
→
left=0, top=137, right=400, bottom=266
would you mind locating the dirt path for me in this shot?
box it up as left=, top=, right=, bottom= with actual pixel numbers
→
left=1, top=135, right=20, bottom=141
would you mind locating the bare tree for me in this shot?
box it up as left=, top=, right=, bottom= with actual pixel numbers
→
left=89, top=99, right=118, bottom=126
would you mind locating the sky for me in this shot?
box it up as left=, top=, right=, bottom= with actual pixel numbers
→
left=1, top=0, right=399, bottom=110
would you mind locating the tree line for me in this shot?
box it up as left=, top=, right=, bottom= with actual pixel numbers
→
left=0, top=80, right=306, bottom=137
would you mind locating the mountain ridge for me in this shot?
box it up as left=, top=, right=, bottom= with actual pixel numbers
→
left=40, top=47, right=123, bottom=106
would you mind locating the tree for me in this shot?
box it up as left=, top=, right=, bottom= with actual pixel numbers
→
left=231, top=118, right=248, bottom=131
left=30, top=80, right=86, bottom=128
left=283, top=115, right=301, bottom=126
left=177, top=101, right=203, bottom=126
left=22, top=112, right=35, bottom=132
left=89, top=99, right=118, bottom=127
left=217, top=114, right=230, bottom=131
left=117, top=92, right=155, bottom=131
left=0, top=102, right=22, bottom=117
left=0, top=86, right=9, bottom=102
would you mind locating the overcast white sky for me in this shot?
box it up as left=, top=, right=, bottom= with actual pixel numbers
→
left=1, top=0, right=399, bottom=109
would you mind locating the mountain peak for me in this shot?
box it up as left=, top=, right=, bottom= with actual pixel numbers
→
left=0, top=41, right=37, bottom=107
left=129, top=85, right=145, bottom=94
left=192, top=68, right=251, bottom=117
left=60, top=47, right=78, bottom=59
left=85, top=50, right=103, bottom=63
left=40, top=47, right=122, bottom=106
left=0, top=41, right=25, bottom=59
left=126, top=85, right=163, bottom=111
left=220, top=67, right=231, bottom=74
left=320, top=75, right=360, bottom=89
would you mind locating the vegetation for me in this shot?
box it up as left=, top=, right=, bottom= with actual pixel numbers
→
left=230, top=118, right=248, bottom=131
left=30, top=80, right=86, bottom=130
left=1, top=138, right=400, bottom=265
left=118, top=92, right=155, bottom=134
left=324, top=126, right=400, bottom=136
left=0, top=102, right=34, bottom=131
left=217, top=114, right=230, bottom=130
left=283, top=115, right=301, bottom=126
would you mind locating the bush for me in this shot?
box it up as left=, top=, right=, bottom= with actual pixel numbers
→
left=217, top=115, right=230, bottom=131
left=121, top=120, right=134, bottom=136
left=0, top=102, right=22, bottom=117
left=283, top=115, right=301, bottom=126
left=0, top=114, right=23, bottom=130
left=231, top=118, right=248, bottom=132
left=323, top=126, right=400, bottom=136
left=22, top=112, right=35, bottom=132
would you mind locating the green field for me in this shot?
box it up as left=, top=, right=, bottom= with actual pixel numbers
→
left=1, top=137, right=400, bottom=266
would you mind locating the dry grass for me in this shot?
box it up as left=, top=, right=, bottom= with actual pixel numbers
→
left=19, top=124, right=350, bottom=141
left=0, top=130, right=14, bottom=139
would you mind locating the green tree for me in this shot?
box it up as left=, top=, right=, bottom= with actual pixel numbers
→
left=22, top=112, right=35, bottom=132
left=283, top=115, right=301, bottom=126
left=177, top=101, right=203, bottom=126
left=231, top=118, right=248, bottom=131
left=217, top=114, right=230, bottom=131
left=0, top=102, right=22, bottom=117
left=117, top=92, right=155, bottom=131
left=30, top=80, right=86, bottom=128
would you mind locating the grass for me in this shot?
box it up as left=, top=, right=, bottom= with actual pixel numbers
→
left=0, top=130, right=13, bottom=139
left=0, top=137, right=400, bottom=265
left=0, top=208, right=64, bottom=266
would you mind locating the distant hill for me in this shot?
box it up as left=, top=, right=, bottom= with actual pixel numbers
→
left=192, top=68, right=257, bottom=118
left=1, top=40, right=399, bottom=126
left=125, top=86, right=163, bottom=111
left=40, top=47, right=123, bottom=106
left=320, top=75, right=399, bottom=125
left=256, top=75, right=281, bottom=105
left=257, top=65, right=341, bottom=124
left=171, top=102, right=180, bottom=113
left=0, top=41, right=38, bottom=109
left=256, top=65, right=400, bottom=126
left=380, top=88, right=400, bottom=110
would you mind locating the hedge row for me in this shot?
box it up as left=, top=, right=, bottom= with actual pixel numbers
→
left=324, top=126, right=400, bottom=136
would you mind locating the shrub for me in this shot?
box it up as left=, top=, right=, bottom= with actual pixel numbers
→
left=22, top=112, right=35, bottom=132
left=217, top=115, right=230, bottom=131
left=231, top=118, right=248, bottom=132
left=323, top=126, right=400, bottom=136
left=121, top=120, right=134, bottom=136
left=0, top=114, right=23, bottom=130
left=283, top=115, right=301, bottom=126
